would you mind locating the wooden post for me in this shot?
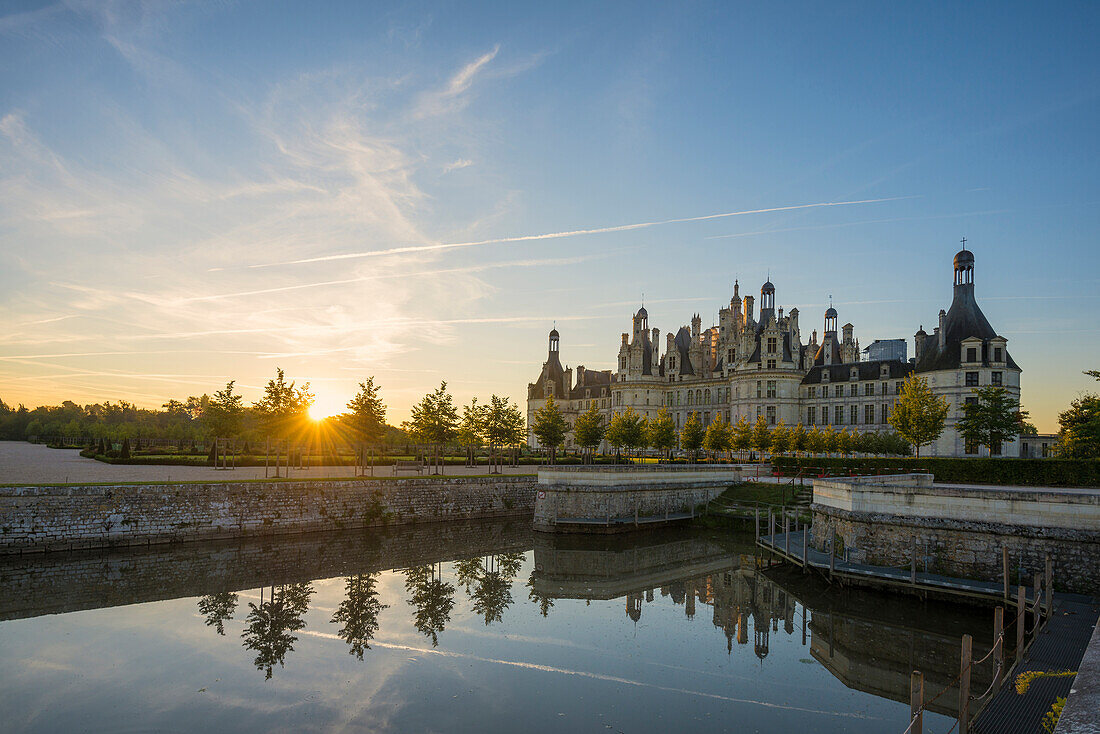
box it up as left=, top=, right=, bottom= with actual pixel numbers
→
left=802, top=527, right=809, bottom=572
left=911, top=536, right=917, bottom=585
left=1016, top=585, right=1026, bottom=661
left=1002, top=546, right=1009, bottom=601
left=1032, top=573, right=1041, bottom=629
left=769, top=511, right=774, bottom=542
left=784, top=515, right=790, bottom=556
left=754, top=506, right=760, bottom=541
left=910, top=670, right=924, bottom=734
left=829, top=536, right=836, bottom=579
left=1044, top=554, right=1053, bottom=617
left=993, top=606, right=1004, bottom=689
left=959, top=634, right=972, bottom=734
left=265, top=438, right=270, bottom=478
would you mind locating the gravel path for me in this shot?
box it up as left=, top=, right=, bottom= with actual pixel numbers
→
left=0, top=442, right=535, bottom=484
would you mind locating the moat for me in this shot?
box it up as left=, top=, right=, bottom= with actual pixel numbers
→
left=0, top=519, right=996, bottom=733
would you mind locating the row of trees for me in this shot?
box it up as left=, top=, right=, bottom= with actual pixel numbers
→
left=532, top=394, right=911, bottom=461
left=401, top=382, right=526, bottom=459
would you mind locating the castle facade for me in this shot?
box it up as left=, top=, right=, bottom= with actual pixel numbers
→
left=527, top=248, right=1021, bottom=457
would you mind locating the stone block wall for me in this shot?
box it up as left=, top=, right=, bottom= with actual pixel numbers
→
left=0, top=476, right=537, bottom=554
left=812, top=506, right=1100, bottom=595
left=532, top=480, right=728, bottom=530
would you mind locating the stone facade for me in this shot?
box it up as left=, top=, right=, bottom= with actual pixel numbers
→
left=529, top=248, right=1023, bottom=457
left=0, top=476, right=537, bottom=554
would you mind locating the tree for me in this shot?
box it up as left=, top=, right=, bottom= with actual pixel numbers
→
left=806, top=426, right=824, bottom=455
left=856, top=430, right=882, bottom=456
left=253, top=369, right=314, bottom=439
left=531, top=395, right=569, bottom=463
left=573, top=402, right=606, bottom=461
left=456, top=397, right=486, bottom=464
left=702, top=416, right=731, bottom=459
left=820, top=425, right=837, bottom=456
left=403, top=381, right=459, bottom=456
left=889, top=374, right=948, bottom=457
left=1056, top=393, right=1100, bottom=458
left=344, top=378, right=387, bottom=447
left=731, top=416, right=752, bottom=461
left=404, top=564, right=455, bottom=647
left=198, top=592, right=238, bottom=636
left=835, top=428, right=852, bottom=456
left=647, top=408, right=677, bottom=459
left=331, top=574, right=387, bottom=660
left=956, top=386, right=1029, bottom=455
left=770, top=421, right=790, bottom=456
left=680, top=412, right=705, bottom=462
left=484, top=395, right=524, bottom=460
left=204, top=381, right=245, bottom=440
left=241, top=583, right=314, bottom=680
left=751, top=416, right=772, bottom=458
left=606, top=407, right=644, bottom=458
left=789, top=423, right=807, bottom=456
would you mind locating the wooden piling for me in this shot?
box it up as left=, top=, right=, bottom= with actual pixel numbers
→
left=784, top=515, right=790, bottom=556
left=910, top=670, right=924, bottom=734
left=959, top=633, right=972, bottom=734
left=1044, top=554, right=1053, bottom=616
left=1002, top=546, right=1009, bottom=600
left=993, top=606, right=1004, bottom=689
left=754, top=506, right=760, bottom=541
left=802, top=527, right=809, bottom=573
left=1032, top=573, right=1042, bottom=628
left=911, top=535, right=917, bottom=585
left=829, top=537, right=835, bottom=579
left=1016, top=585, right=1025, bottom=662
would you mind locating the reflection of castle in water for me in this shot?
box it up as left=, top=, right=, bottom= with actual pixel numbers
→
left=531, top=531, right=796, bottom=659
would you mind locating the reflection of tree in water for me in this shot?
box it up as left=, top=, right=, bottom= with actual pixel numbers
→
left=198, top=592, right=238, bottom=635
left=241, top=583, right=315, bottom=679
left=404, top=563, right=455, bottom=647
left=468, top=552, right=524, bottom=626
left=331, top=574, right=387, bottom=660
left=526, top=575, right=554, bottom=618
left=453, top=558, right=484, bottom=593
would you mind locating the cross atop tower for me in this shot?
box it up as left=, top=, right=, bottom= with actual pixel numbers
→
left=960, top=236, right=967, bottom=247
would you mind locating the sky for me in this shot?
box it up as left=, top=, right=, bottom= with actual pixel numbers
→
left=1, top=1, right=1098, bottom=431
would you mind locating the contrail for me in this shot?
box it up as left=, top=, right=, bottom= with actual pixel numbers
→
left=249, top=196, right=917, bottom=269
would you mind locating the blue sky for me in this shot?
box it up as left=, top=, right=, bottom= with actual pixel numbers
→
left=1, top=1, right=1097, bottom=429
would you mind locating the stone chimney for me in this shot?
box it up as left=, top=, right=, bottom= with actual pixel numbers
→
left=744, top=295, right=755, bottom=323
left=914, top=327, right=926, bottom=361
left=938, top=309, right=947, bottom=350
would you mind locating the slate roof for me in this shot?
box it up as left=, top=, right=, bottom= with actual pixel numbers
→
left=674, top=327, right=695, bottom=376
left=801, top=359, right=913, bottom=385
left=914, top=282, right=1019, bottom=373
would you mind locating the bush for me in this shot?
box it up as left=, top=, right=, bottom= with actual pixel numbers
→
left=771, top=456, right=1100, bottom=487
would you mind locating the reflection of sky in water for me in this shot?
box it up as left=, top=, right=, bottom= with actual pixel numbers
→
left=0, top=549, right=962, bottom=733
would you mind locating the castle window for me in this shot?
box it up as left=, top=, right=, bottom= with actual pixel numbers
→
left=991, top=440, right=1002, bottom=456
left=725, top=410, right=730, bottom=422
left=696, top=389, right=702, bottom=404
left=895, top=381, right=903, bottom=394
left=807, top=407, right=816, bottom=425
left=756, top=381, right=762, bottom=398
left=994, top=347, right=1003, bottom=362
left=881, top=403, right=889, bottom=423
left=704, top=389, right=711, bottom=404
left=687, top=391, right=693, bottom=405
left=865, top=405, right=875, bottom=424
left=835, top=385, right=843, bottom=398
left=835, top=408, right=843, bottom=425
left=965, top=372, right=979, bottom=387
left=767, top=337, right=777, bottom=353
left=965, top=438, right=979, bottom=455
left=727, top=348, right=734, bottom=363
left=881, top=381, right=888, bottom=395
left=864, top=383, right=875, bottom=396
left=766, top=406, right=776, bottom=425
left=725, top=387, right=730, bottom=403
left=849, top=384, right=857, bottom=397
left=767, top=359, right=776, bottom=369
left=966, top=347, right=977, bottom=363
left=821, top=406, right=829, bottom=424
left=766, top=381, right=776, bottom=398
left=991, top=371, right=1002, bottom=386
left=808, top=386, right=816, bottom=398
left=851, top=405, right=859, bottom=424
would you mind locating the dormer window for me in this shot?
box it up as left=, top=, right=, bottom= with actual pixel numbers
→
left=880, top=364, right=890, bottom=378
left=850, top=367, right=859, bottom=381
left=966, top=347, right=977, bottom=362
left=994, top=347, right=1003, bottom=362
left=767, top=337, right=777, bottom=353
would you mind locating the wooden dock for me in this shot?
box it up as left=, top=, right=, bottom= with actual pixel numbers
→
left=758, top=528, right=1099, bottom=733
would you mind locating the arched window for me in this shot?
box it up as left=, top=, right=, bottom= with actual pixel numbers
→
left=705, top=389, right=711, bottom=404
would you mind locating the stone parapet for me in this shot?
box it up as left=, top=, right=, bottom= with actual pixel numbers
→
left=0, top=476, right=537, bottom=554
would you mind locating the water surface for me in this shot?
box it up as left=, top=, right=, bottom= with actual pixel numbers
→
left=0, top=521, right=994, bottom=732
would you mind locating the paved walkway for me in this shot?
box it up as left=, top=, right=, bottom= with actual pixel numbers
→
left=0, top=442, right=535, bottom=484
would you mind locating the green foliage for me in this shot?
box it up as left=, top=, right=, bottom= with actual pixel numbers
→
left=646, top=408, right=677, bottom=453
left=702, top=416, right=731, bottom=455
left=834, top=427, right=852, bottom=456
left=957, top=385, right=1029, bottom=453
left=206, top=381, right=245, bottom=439
left=679, top=411, right=705, bottom=458
left=889, top=374, right=947, bottom=457
left=606, top=407, right=645, bottom=454
left=788, top=423, right=807, bottom=455
left=731, top=416, right=752, bottom=458
left=531, top=395, right=569, bottom=455
left=252, top=369, right=314, bottom=439
left=770, top=421, right=790, bottom=455
left=572, top=402, right=606, bottom=452
left=770, top=456, right=1100, bottom=487
left=403, top=381, right=460, bottom=448
left=456, top=398, right=486, bottom=450
left=1056, top=393, right=1100, bottom=458
left=119, top=437, right=131, bottom=459
left=751, top=415, right=772, bottom=454
left=485, top=394, right=525, bottom=449
left=343, top=378, right=387, bottom=446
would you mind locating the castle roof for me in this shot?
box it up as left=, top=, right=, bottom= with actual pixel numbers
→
left=914, top=280, right=1018, bottom=373
left=801, top=359, right=913, bottom=385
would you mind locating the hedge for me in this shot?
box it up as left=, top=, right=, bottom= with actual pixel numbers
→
left=770, top=456, right=1100, bottom=488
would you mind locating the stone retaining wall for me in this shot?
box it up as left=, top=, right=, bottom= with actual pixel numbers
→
left=810, top=475, right=1100, bottom=594
left=0, top=476, right=537, bottom=553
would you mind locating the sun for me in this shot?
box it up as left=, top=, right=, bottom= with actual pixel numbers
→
left=308, top=397, right=344, bottom=422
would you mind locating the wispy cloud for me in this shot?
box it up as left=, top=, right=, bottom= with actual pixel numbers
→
left=414, top=44, right=500, bottom=118
left=250, top=196, right=918, bottom=269
left=442, top=158, right=474, bottom=174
